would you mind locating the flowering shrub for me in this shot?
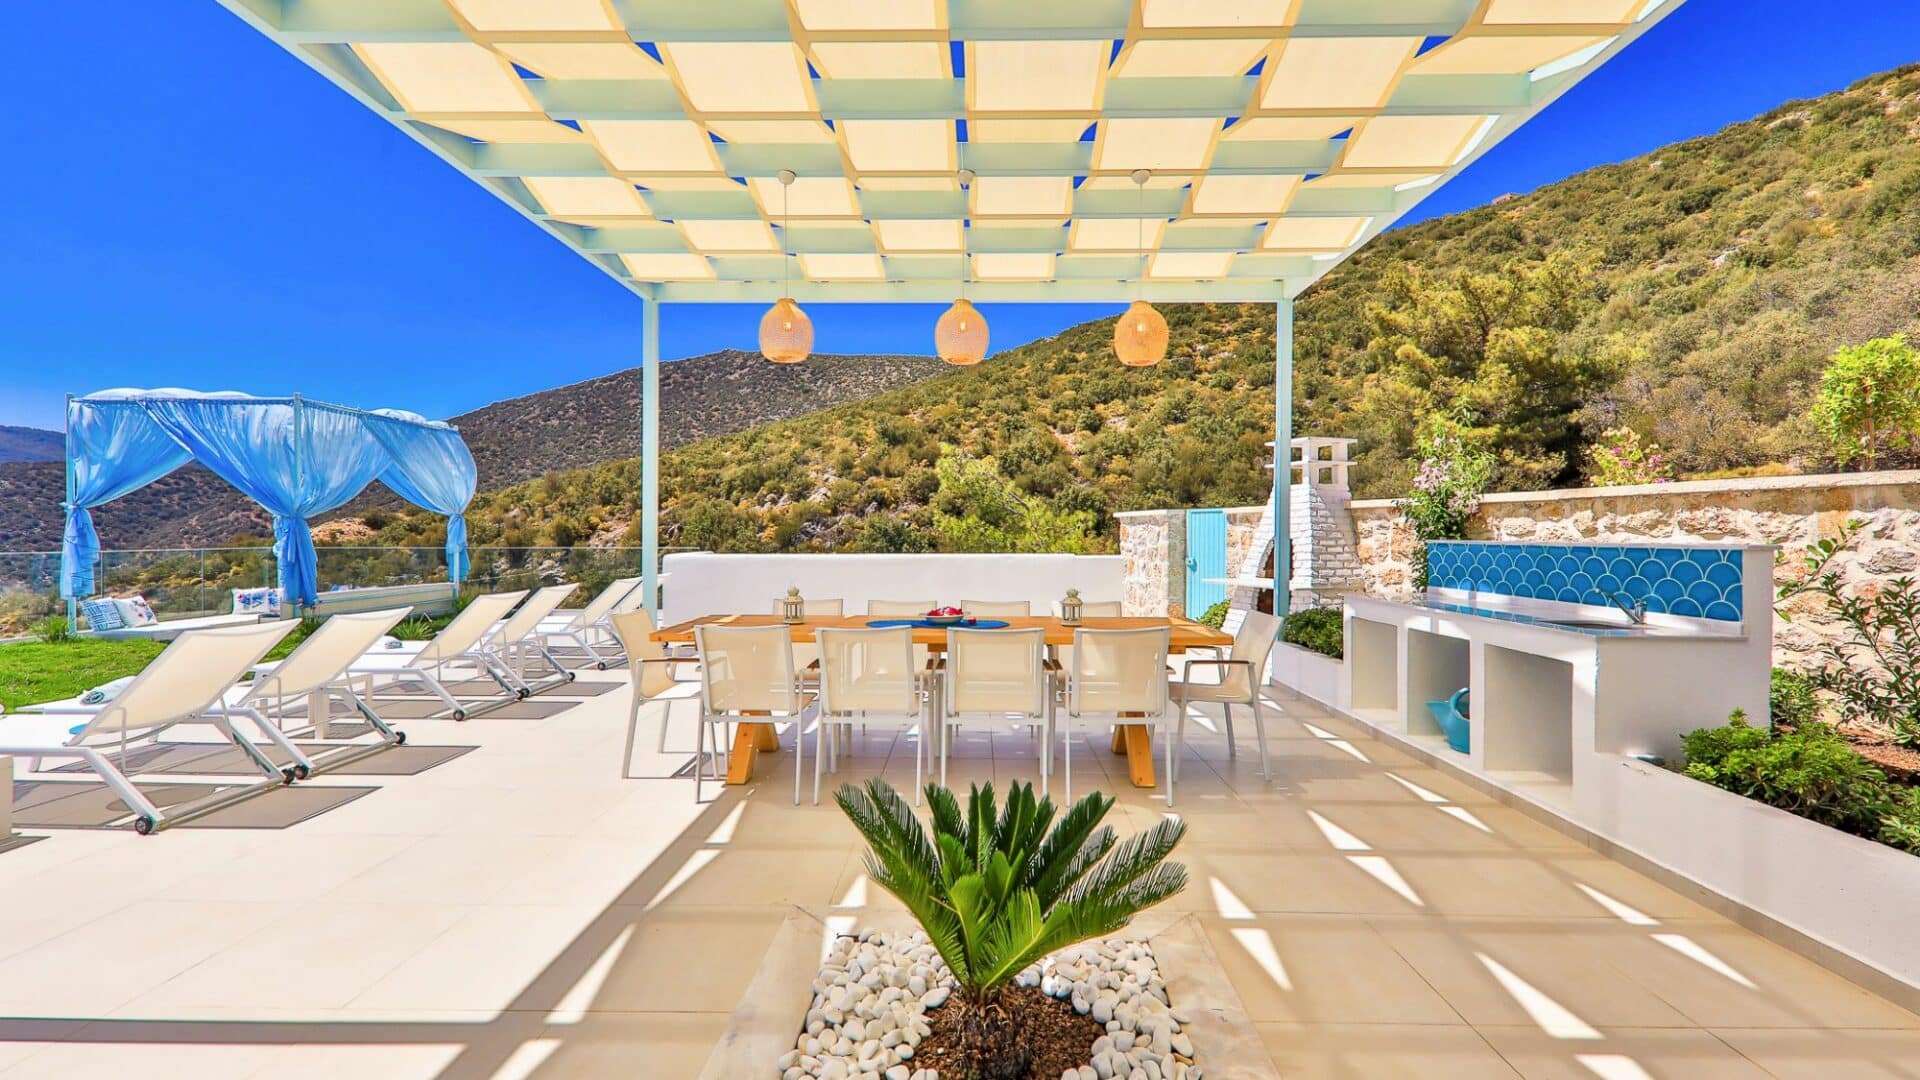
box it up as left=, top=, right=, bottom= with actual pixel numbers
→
left=1395, top=430, right=1493, bottom=588
left=1587, top=427, right=1674, bottom=486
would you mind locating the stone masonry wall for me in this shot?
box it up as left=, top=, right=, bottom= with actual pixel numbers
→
left=1349, top=470, right=1920, bottom=668
left=1118, top=509, right=1183, bottom=617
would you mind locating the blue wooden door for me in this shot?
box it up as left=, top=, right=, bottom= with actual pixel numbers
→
left=1185, top=508, right=1228, bottom=617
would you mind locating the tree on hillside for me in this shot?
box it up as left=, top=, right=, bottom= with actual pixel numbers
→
left=930, top=450, right=1100, bottom=554
left=1811, top=334, right=1920, bottom=470
left=1339, top=252, right=1624, bottom=494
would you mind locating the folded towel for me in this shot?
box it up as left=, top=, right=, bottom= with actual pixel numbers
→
left=380, top=636, right=405, bottom=650
left=81, top=676, right=136, bottom=706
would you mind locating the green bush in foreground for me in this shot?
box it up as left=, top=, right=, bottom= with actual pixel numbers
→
left=1281, top=608, right=1344, bottom=659
left=835, top=779, right=1187, bottom=1080
left=1681, top=710, right=1920, bottom=853
left=31, top=616, right=71, bottom=644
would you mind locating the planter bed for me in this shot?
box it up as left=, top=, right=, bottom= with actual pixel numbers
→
left=1266, top=640, right=1342, bottom=708
left=1599, top=754, right=1920, bottom=996
left=782, top=930, right=1204, bottom=1080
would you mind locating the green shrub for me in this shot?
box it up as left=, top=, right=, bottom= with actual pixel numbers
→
left=1281, top=607, right=1344, bottom=659
left=1769, top=667, right=1820, bottom=728
left=1680, top=710, right=1920, bottom=851
left=1198, top=599, right=1230, bottom=629
left=30, top=616, right=72, bottom=644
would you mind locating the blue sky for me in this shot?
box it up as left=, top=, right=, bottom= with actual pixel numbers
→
left=3, top=0, right=1918, bottom=431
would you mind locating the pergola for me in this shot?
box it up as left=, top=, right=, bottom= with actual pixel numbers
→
left=215, top=0, right=1680, bottom=614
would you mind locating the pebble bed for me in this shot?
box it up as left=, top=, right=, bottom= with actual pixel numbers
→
left=780, top=930, right=1202, bottom=1080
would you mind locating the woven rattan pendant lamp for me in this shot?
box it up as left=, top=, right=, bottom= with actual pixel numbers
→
left=759, top=169, right=813, bottom=364
left=1114, top=169, right=1168, bottom=368
left=935, top=169, right=989, bottom=366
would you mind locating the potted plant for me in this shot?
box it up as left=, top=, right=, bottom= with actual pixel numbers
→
left=834, top=778, right=1188, bottom=1080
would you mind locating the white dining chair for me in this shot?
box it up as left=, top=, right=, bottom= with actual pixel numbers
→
left=865, top=599, right=937, bottom=616
left=814, top=627, right=928, bottom=804
left=1170, top=610, right=1280, bottom=783
left=770, top=596, right=845, bottom=684
left=610, top=609, right=702, bottom=779
left=960, top=600, right=1032, bottom=617
left=1051, top=598, right=1126, bottom=676
left=938, top=627, right=1049, bottom=787
left=1059, top=627, right=1172, bottom=803
left=694, top=623, right=814, bottom=804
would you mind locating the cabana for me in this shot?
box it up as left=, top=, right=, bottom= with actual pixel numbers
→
left=211, top=0, right=1681, bottom=624
left=61, top=389, right=477, bottom=613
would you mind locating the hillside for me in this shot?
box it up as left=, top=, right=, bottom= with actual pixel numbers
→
left=401, top=64, right=1920, bottom=554
left=447, top=349, right=947, bottom=490
left=0, top=426, right=60, bottom=465
left=0, top=349, right=946, bottom=550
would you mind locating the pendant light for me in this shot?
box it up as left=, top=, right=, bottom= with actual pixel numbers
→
left=935, top=169, right=989, bottom=366
left=1113, top=168, right=1168, bottom=368
left=760, top=169, right=813, bottom=364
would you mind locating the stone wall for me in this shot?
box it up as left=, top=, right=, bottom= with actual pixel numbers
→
left=1118, top=509, right=1183, bottom=617
left=1350, top=470, right=1920, bottom=667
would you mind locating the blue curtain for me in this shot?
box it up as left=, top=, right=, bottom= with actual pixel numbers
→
left=140, top=397, right=388, bottom=607
left=60, top=399, right=192, bottom=598
left=365, top=410, right=478, bottom=582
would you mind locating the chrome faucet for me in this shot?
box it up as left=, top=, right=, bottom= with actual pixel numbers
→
left=1609, top=591, right=1648, bottom=625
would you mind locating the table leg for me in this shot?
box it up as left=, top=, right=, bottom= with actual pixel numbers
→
left=726, top=716, right=782, bottom=785
left=1120, top=726, right=1156, bottom=789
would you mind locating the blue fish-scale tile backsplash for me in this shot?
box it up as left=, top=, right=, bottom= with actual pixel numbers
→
left=1425, top=542, right=1745, bottom=622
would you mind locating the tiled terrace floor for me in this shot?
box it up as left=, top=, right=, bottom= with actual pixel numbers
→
left=0, top=661, right=1915, bottom=1078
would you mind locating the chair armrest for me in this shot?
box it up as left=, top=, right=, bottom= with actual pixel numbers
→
left=1182, top=658, right=1253, bottom=680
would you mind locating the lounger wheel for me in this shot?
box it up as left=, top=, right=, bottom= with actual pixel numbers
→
left=516, top=688, right=531, bottom=700
left=452, top=709, right=469, bottom=722
left=281, top=767, right=298, bottom=785
left=293, top=764, right=311, bottom=780
left=395, top=731, right=409, bottom=745
left=565, top=671, right=577, bottom=683
left=132, top=816, right=157, bottom=836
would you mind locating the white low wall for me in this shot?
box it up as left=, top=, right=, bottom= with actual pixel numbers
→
left=660, top=553, right=1126, bottom=624
left=1592, top=755, right=1920, bottom=995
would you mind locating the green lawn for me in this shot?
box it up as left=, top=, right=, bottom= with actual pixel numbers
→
left=0, top=611, right=456, bottom=711
left=0, top=639, right=167, bottom=711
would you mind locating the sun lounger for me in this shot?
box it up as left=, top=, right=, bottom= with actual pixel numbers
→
left=533, top=576, right=641, bottom=669
left=239, top=606, right=414, bottom=776
left=477, top=583, right=581, bottom=692
left=338, top=590, right=528, bottom=720
left=0, top=620, right=304, bottom=834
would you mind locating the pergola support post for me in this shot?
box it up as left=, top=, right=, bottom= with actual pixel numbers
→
left=641, top=296, right=660, bottom=615
left=1274, top=298, right=1293, bottom=625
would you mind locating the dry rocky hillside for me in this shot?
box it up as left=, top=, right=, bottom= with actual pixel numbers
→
left=0, top=426, right=61, bottom=465
left=0, top=349, right=947, bottom=550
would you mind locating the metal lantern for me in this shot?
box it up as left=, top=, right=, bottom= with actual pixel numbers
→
left=759, top=298, right=813, bottom=365
left=1114, top=300, right=1169, bottom=367
left=1060, top=587, right=1084, bottom=627
left=935, top=298, right=989, bottom=366
left=780, top=586, right=806, bottom=624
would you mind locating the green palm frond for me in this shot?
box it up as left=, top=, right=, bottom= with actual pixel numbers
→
left=836, top=779, right=1188, bottom=1001
left=1065, top=816, right=1188, bottom=905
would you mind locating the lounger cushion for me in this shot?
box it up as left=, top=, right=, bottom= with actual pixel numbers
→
left=233, top=587, right=284, bottom=617
left=115, top=596, right=158, bottom=627
left=79, top=598, right=125, bottom=631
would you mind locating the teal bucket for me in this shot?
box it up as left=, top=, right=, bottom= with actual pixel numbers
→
left=1425, top=688, right=1471, bottom=754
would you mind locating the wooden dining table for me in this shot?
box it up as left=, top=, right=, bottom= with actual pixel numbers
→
left=651, top=614, right=1233, bottom=789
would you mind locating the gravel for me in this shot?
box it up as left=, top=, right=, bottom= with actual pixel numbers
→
left=780, top=931, right=1201, bottom=1080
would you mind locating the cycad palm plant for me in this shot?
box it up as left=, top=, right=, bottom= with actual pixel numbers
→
left=834, top=778, right=1188, bottom=1080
